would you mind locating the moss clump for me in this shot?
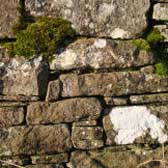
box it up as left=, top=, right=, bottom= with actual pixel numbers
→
left=131, top=28, right=168, bottom=76
left=6, top=17, right=76, bottom=61
left=131, top=39, right=151, bottom=51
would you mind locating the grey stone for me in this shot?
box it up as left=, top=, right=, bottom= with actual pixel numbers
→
left=50, top=38, right=154, bottom=71
left=0, top=125, right=72, bottom=156
left=0, top=56, right=49, bottom=99
left=25, top=0, right=150, bottom=39
left=104, top=97, right=128, bottom=106
left=153, top=3, right=168, bottom=20
left=0, top=0, right=19, bottom=38
left=60, top=72, right=168, bottom=97
left=45, top=80, right=60, bottom=102
left=140, top=65, right=155, bottom=74
left=130, top=93, right=168, bottom=104
left=27, top=98, right=102, bottom=124
left=31, top=153, right=69, bottom=164
left=0, top=107, right=24, bottom=127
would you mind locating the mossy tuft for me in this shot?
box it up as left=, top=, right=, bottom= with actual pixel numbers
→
left=131, top=28, right=168, bottom=76
left=6, top=17, right=76, bottom=61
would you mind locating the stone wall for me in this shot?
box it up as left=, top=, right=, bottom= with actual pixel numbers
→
left=0, top=0, right=168, bottom=168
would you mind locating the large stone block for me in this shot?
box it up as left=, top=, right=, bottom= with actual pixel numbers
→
left=27, top=98, right=102, bottom=124
left=0, top=0, right=19, bottom=38
left=25, top=0, right=150, bottom=39
left=60, top=72, right=168, bottom=97
left=68, top=146, right=168, bottom=168
left=0, top=125, right=72, bottom=156
left=0, top=107, right=24, bottom=127
left=103, top=105, right=168, bottom=145
left=0, top=56, right=49, bottom=99
left=50, top=39, right=154, bottom=71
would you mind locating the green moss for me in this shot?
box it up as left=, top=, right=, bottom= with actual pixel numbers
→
left=6, top=17, right=76, bottom=61
left=131, top=28, right=168, bottom=76
left=131, top=39, right=151, bottom=51
left=147, top=28, right=165, bottom=45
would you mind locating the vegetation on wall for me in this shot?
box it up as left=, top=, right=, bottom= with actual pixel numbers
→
left=131, top=28, right=168, bottom=76
left=5, top=17, right=76, bottom=62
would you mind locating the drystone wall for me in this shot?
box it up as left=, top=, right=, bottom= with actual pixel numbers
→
left=0, top=0, right=168, bottom=168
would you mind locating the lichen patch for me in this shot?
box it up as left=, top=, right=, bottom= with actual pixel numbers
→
left=109, top=106, right=168, bottom=144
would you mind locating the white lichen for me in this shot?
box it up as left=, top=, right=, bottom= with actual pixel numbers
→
left=94, top=39, right=107, bottom=48
left=109, top=106, right=168, bottom=144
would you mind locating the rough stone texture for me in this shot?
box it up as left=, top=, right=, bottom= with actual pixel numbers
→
left=103, top=105, right=168, bottom=145
left=45, top=80, right=60, bottom=102
left=130, top=93, right=168, bottom=104
left=31, top=153, right=69, bottom=164
left=153, top=3, right=168, bottom=20
left=154, top=25, right=168, bottom=42
left=0, top=56, right=49, bottom=99
left=68, top=146, right=168, bottom=168
left=0, top=107, right=24, bottom=127
left=140, top=65, right=155, bottom=74
left=0, top=0, right=19, bottom=38
left=72, top=126, right=103, bottom=141
left=60, top=72, right=168, bottom=97
left=51, top=39, right=154, bottom=71
left=0, top=125, right=72, bottom=156
left=72, top=140, right=104, bottom=150
left=104, top=97, right=128, bottom=106
left=27, top=98, right=102, bottom=124
left=0, top=95, right=39, bottom=102
left=73, top=120, right=97, bottom=127
left=25, top=0, right=150, bottom=39
left=26, top=164, right=64, bottom=168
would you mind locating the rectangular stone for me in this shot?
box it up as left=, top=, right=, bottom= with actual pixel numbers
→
left=72, top=127, right=103, bottom=141
left=31, top=153, right=69, bottom=164
left=50, top=39, right=154, bottom=71
left=130, top=93, right=168, bottom=104
left=0, top=125, right=72, bottom=156
left=27, top=98, right=102, bottom=125
left=153, top=3, right=168, bottom=20
left=0, top=107, right=24, bottom=127
left=69, top=146, right=168, bottom=168
left=0, top=0, right=19, bottom=38
left=25, top=0, right=150, bottom=39
left=73, top=120, right=97, bottom=127
left=60, top=72, right=168, bottom=97
left=154, top=25, right=168, bottom=42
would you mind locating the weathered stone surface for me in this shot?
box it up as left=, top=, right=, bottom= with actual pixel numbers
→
left=0, top=95, right=39, bottom=102
left=25, top=0, right=150, bottom=39
left=60, top=72, right=168, bottom=97
left=154, top=25, right=168, bottom=42
left=72, top=126, right=103, bottom=141
left=130, top=93, right=168, bottom=104
left=0, top=102, right=27, bottom=107
left=26, top=164, right=64, bottom=168
left=51, top=39, right=154, bottom=71
left=45, top=80, right=60, bottom=102
left=31, top=153, right=69, bottom=164
left=103, top=105, right=168, bottom=145
left=153, top=3, right=168, bottom=20
left=68, top=146, right=168, bottom=168
left=27, top=98, right=102, bottom=124
left=0, top=0, right=19, bottom=38
left=0, top=56, right=49, bottom=99
left=73, top=120, right=97, bottom=127
left=104, top=97, right=128, bottom=106
left=72, top=140, right=104, bottom=150
left=0, top=125, right=72, bottom=156
left=0, top=107, right=24, bottom=127
left=140, top=65, right=155, bottom=74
